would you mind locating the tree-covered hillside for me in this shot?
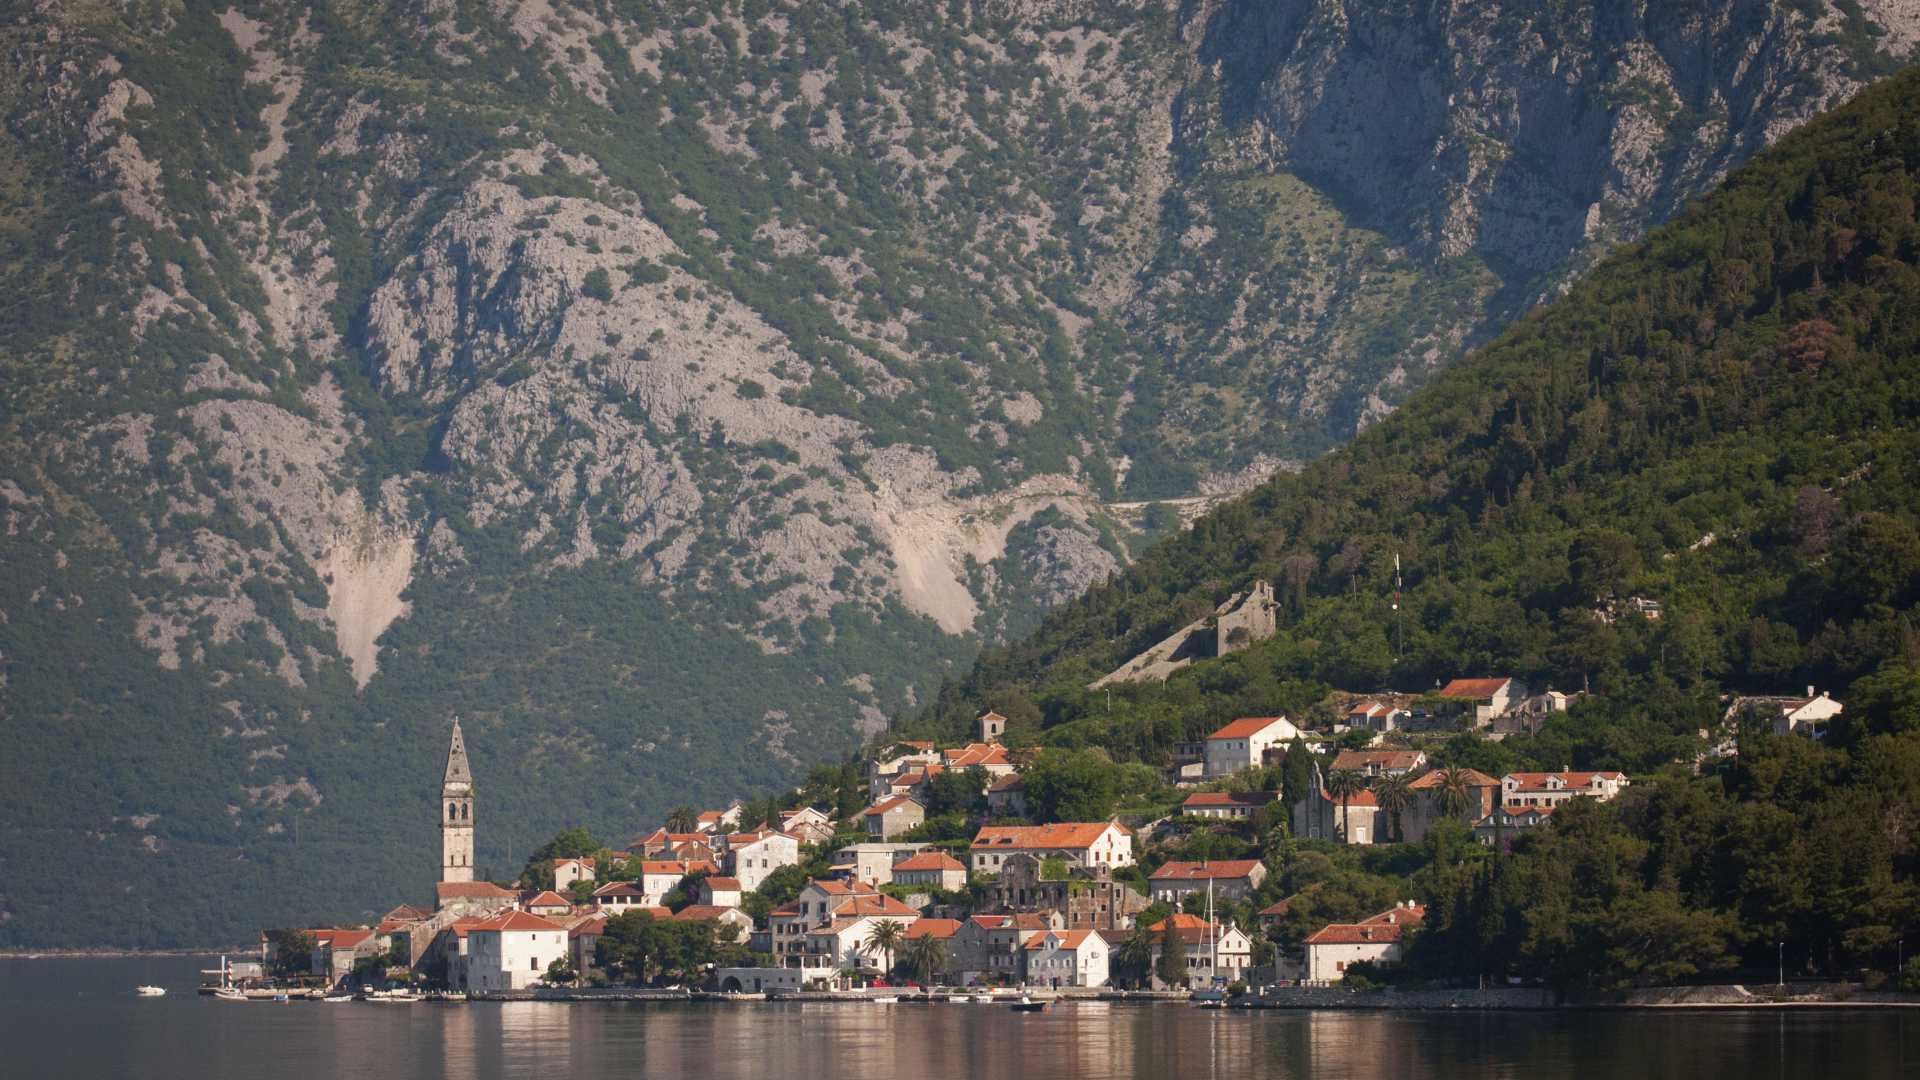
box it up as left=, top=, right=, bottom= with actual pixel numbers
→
left=898, top=64, right=1920, bottom=989
left=922, top=65, right=1920, bottom=764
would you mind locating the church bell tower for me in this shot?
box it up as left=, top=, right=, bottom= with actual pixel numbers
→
left=441, top=719, right=476, bottom=883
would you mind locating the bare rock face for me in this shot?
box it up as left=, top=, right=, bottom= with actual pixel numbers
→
left=0, top=0, right=1910, bottom=947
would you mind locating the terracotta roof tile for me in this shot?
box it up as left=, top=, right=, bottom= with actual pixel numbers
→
left=1207, top=717, right=1294, bottom=740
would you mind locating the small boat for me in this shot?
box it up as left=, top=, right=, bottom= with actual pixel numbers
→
left=214, top=989, right=246, bottom=1002
left=271, top=993, right=291, bottom=1003
left=1010, top=995, right=1048, bottom=1013
left=870, top=995, right=899, bottom=1004
left=971, top=994, right=996, bottom=1004
left=134, top=985, right=166, bottom=997
left=322, top=994, right=352, bottom=1003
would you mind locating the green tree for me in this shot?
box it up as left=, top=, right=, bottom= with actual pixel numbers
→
left=1114, top=925, right=1156, bottom=989
left=864, top=920, right=905, bottom=978
left=264, top=929, right=315, bottom=977
left=1374, top=774, right=1414, bottom=843
left=1154, top=924, right=1188, bottom=989
left=903, top=933, right=947, bottom=987
left=664, top=806, right=698, bottom=834
left=1326, top=768, right=1364, bottom=843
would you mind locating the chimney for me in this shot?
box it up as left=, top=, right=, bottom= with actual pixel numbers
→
left=1807, top=685, right=1816, bottom=699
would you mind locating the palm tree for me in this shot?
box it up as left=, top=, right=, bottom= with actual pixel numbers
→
left=664, top=806, right=698, bottom=834
left=864, top=920, right=905, bottom=979
left=1436, top=766, right=1473, bottom=821
left=903, top=933, right=947, bottom=988
left=1374, top=773, right=1413, bottom=843
left=1326, top=768, right=1364, bottom=843
left=1115, top=924, right=1157, bottom=989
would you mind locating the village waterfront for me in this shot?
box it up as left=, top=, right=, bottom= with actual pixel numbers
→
left=5, top=957, right=1917, bottom=1080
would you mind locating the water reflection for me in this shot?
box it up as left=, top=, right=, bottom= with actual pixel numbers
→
left=1, top=960, right=1915, bottom=1080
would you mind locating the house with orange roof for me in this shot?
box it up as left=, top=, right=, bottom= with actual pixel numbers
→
left=969, top=822, right=1133, bottom=874
left=638, top=859, right=719, bottom=906
left=672, top=905, right=754, bottom=938
left=724, top=828, right=801, bottom=891
left=1148, top=860, right=1268, bottom=904
left=941, top=742, right=1016, bottom=776
left=553, top=856, right=597, bottom=891
left=905, top=917, right=964, bottom=941
left=948, top=912, right=1061, bottom=985
left=857, top=794, right=926, bottom=840
left=1331, top=748, right=1428, bottom=779
left=867, top=741, right=942, bottom=797
left=522, top=890, right=573, bottom=917
left=592, top=881, right=670, bottom=917
left=1026, top=928, right=1114, bottom=988
left=626, top=829, right=714, bottom=859
left=1147, top=913, right=1252, bottom=989
left=1474, top=802, right=1559, bottom=847
left=776, top=807, right=837, bottom=846
left=568, top=915, right=607, bottom=980
left=695, top=876, right=743, bottom=908
left=1205, top=716, right=1303, bottom=778
left=1292, top=783, right=1381, bottom=845
left=694, top=801, right=742, bottom=834
left=465, top=910, right=570, bottom=992
left=1434, top=677, right=1525, bottom=727
left=1304, top=902, right=1425, bottom=983
left=891, top=850, right=967, bottom=891
left=1397, top=766, right=1502, bottom=842
left=1499, top=769, right=1630, bottom=809
left=1180, top=789, right=1280, bottom=820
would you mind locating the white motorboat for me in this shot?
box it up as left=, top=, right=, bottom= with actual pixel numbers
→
left=214, top=989, right=246, bottom=1002
left=971, top=994, right=996, bottom=1003
left=134, top=985, right=166, bottom=997
left=870, top=995, right=899, bottom=1004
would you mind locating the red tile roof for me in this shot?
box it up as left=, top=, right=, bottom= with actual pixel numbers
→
left=1504, top=771, right=1627, bottom=791
left=987, top=773, right=1026, bottom=793
left=1317, top=788, right=1379, bottom=807
left=905, top=918, right=963, bottom=940
left=1149, top=859, right=1264, bottom=882
left=1207, top=716, right=1293, bottom=740
left=1025, top=929, right=1100, bottom=951
left=943, top=743, right=1012, bottom=768
left=1331, top=750, right=1426, bottom=771
left=472, top=911, right=566, bottom=934
left=1181, top=790, right=1279, bottom=809
left=859, top=794, right=924, bottom=817
left=523, top=890, right=572, bottom=908
left=435, top=881, right=517, bottom=900
left=673, top=905, right=744, bottom=921
left=970, top=823, right=1128, bottom=850
left=703, top=876, right=742, bottom=891
left=1436, top=678, right=1513, bottom=700
left=1408, top=767, right=1501, bottom=789
left=569, top=917, right=607, bottom=938
left=1305, top=905, right=1426, bottom=945
left=640, top=859, right=719, bottom=877
left=892, top=851, right=966, bottom=873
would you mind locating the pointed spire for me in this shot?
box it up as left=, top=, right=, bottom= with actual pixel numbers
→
left=443, top=718, right=473, bottom=789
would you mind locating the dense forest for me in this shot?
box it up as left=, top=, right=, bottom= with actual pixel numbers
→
left=891, top=66, right=1920, bottom=986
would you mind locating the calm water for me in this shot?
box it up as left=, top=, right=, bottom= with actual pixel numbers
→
left=2, top=957, right=1916, bottom=1079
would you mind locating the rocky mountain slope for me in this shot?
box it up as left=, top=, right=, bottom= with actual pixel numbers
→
left=0, top=0, right=1913, bottom=945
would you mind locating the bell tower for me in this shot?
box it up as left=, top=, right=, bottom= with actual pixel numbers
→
left=441, top=719, right=476, bottom=883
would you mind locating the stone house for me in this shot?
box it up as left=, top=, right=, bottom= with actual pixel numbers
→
left=465, top=911, right=570, bottom=992
left=1303, top=902, right=1424, bottom=983
left=1180, top=790, right=1280, bottom=820
left=1434, top=677, right=1524, bottom=727
left=891, top=851, right=968, bottom=892
left=695, top=876, right=743, bottom=908
left=1329, top=749, right=1427, bottom=779
left=969, top=822, right=1133, bottom=875
left=947, top=913, right=1059, bottom=986
left=724, top=829, right=801, bottom=892
left=1204, top=716, right=1303, bottom=778
left=1147, top=914, right=1252, bottom=989
left=553, top=857, right=597, bottom=892
left=1395, top=767, right=1502, bottom=843
left=986, top=773, right=1028, bottom=817
left=1025, top=929, right=1113, bottom=989
left=857, top=794, right=926, bottom=840
left=1148, top=860, right=1268, bottom=905
left=978, top=852, right=1148, bottom=932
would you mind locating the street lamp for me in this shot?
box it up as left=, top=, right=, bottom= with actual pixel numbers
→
left=1777, top=940, right=1784, bottom=990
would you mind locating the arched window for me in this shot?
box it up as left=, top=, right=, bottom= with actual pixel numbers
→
left=449, top=802, right=458, bottom=821
left=462, top=802, right=469, bottom=821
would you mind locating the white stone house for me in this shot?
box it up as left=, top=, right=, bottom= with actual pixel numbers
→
left=891, top=851, right=968, bottom=892
left=553, top=857, right=597, bottom=892
left=1147, top=860, right=1268, bottom=905
left=857, top=795, right=926, bottom=840
left=1148, top=914, right=1252, bottom=988
left=724, top=829, right=801, bottom=892
left=1499, top=770, right=1630, bottom=809
left=1303, top=903, right=1425, bottom=983
left=1024, top=929, right=1111, bottom=988
left=1435, top=678, right=1524, bottom=727
left=1204, top=716, right=1303, bottom=778
left=695, top=876, right=743, bottom=908
left=465, top=911, right=571, bottom=992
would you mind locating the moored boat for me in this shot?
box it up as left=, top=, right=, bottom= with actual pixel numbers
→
left=134, top=985, right=166, bottom=997
left=214, top=989, right=246, bottom=1002
left=1010, top=995, right=1048, bottom=1013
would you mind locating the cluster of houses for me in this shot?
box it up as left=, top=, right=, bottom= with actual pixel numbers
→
left=273, top=678, right=1831, bottom=994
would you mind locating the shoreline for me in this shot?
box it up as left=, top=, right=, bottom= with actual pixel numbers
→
left=0, top=949, right=235, bottom=960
